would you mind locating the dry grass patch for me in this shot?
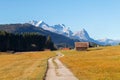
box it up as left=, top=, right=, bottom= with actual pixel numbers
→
left=0, top=51, right=55, bottom=80
left=60, top=46, right=120, bottom=80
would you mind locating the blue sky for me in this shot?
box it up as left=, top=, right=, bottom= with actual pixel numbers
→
left=0, top=0, right=120, bottom=39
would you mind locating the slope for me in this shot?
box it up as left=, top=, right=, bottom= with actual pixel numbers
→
left=0, top=23, right=78, bottom=48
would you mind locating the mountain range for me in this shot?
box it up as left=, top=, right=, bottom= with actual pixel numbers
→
left=29, top=20, right=120, bottom=46
left=29, top=20, right=73, bottom=37
left=0, top=23, right=78, bottom=48
left=0, top=20, right=119, bottom=48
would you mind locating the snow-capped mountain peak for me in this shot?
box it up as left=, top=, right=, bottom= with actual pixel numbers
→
left=29, top=20, right=46, bottom=27
left=29, top=21, right=93, bottom=40
left=53, top=24, right=73, bottom=37
left=29, top=20, right=38, bottom=26
left=28, top=20, right=120, bottom=46
left=98, top=38, right=120, bottom=45
left=73, top=28, right=91, bottom=41
left=29, top=20, right=55, bottom=31
left=35, top=20, right=45, bottom=27
left=29, top=20, right=73, bottom=37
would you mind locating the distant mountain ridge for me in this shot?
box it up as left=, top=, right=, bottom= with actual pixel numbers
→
left=29, top=20, right=120, bottom=45
left=98, top=38, right=120, bottom=45
left=0, top=21, right=119, bottom=47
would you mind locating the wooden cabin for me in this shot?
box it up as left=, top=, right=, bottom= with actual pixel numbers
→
left=75, top=42, right=89, bottom=51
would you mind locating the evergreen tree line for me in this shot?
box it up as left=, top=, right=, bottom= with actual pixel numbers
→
left=0, top=31, right=56, bottom=52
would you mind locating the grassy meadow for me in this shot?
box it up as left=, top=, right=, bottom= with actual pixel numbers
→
left=60, top=46, right=120, bottom=80
left=0, top=51, right=55, bottom=80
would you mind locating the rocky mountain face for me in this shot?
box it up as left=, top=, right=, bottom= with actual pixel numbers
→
left=29, top=21, right=101, bottom=45
left=29, top=20, right=120, bottom=46
left=29, top=21, right=73, bottom=37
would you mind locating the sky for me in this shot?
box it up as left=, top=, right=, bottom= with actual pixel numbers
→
left=0, top=0, right=120, bottom=40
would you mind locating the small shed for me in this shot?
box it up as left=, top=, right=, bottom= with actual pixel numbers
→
left=75, top=42, right=89, bottom=51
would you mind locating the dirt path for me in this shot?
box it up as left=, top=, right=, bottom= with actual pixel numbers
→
left=45, top=52, right=78, bottom=80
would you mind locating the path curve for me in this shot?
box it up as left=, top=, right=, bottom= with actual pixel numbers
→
left=45, top=52, right=78, bottom=80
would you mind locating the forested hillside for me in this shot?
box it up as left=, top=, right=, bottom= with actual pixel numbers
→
left=0, top=31, right=56, bottom=52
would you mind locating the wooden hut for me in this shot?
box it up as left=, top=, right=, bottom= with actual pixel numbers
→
left=75, top=42, right=89, bottom=51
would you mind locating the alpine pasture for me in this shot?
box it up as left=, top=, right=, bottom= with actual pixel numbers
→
left=60, top=46, right=120, bottom=80
left=0, top=46, right=120, bottom=80
left=0, top=51, right=55, bottom=80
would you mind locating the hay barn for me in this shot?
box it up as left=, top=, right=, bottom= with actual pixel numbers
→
left=75, top=42, right=89, bottom=51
